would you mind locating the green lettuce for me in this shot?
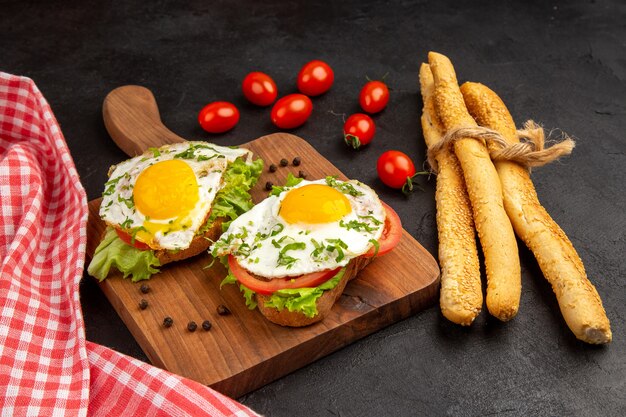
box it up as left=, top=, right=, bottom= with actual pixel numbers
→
left=263, top=268, right=345, bottom=318
left=88, top=155, right=263, bottom=281
left=209, top=157, right=264, bottom=229
left=88, top=227, right=161, bottom=282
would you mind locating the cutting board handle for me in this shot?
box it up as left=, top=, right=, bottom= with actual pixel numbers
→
left=102, top=85, right=185, bottom=157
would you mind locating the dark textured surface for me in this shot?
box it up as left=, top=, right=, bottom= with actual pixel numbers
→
left=3, top=0, right=625, bottom=415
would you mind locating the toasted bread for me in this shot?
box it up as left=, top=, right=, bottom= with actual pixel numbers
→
left=256, top=255, right=373, bottom=327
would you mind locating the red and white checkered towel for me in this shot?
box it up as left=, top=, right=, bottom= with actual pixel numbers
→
left=0, top=72, right=259, bottom=417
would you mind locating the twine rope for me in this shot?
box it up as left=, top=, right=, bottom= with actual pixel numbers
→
left=426, top=120, right=576, bottom=172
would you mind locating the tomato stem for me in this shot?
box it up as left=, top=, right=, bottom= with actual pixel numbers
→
left=344, top=134, right=362, bottom=150
left=401, top=171, right=430, bottom=195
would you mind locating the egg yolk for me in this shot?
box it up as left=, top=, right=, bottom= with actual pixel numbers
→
left=133, top=159, right=199, bottom=220
left=280, top=184, right=351, bottom=224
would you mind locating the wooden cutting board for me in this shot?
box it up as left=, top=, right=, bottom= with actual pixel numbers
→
left=86, top=85, right=440, bottom=398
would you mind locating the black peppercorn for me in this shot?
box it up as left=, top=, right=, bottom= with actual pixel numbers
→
left=279, top=158, right=288, bottom=167
left=187, top=321, right=197, bottom=332
left=217, top=304, right=231, bottom=315
left=292, top=157, right=301, bottom=166
left=163, top=316, right=173, bottom=328
left=140, top=284, right=150, bottom=294
left=265, top=181, right=273, bottom=191
left=269, top=164, right=277, bottom=173
left=202, top=320, right=212, bottom=331
left=298, top=170, right=307, bottom=179
left=139, top=299, right=148, bottom=310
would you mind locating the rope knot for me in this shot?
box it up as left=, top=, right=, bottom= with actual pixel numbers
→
left=426, top=120, right=576, bottom=173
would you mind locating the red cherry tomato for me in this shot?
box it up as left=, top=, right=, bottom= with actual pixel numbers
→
left=198, top=101, right=240, bottom=133
left=297, top=60, right=335, bottom=96
left=343, top=113, right=375, bottom=149
left=242, top=72, right=278, bottom=106
left=271, top=94, right=313, bottom=129
left=359, top=80, right=389, bottom=114
left=364, top=201, right=402, bottom=257
left=377, top=150, right=416, bottom=189
left=115, top=229, right=151, bottom=251
left=228, top=255, right=340, bottom=295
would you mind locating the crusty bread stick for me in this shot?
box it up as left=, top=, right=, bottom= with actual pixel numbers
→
left=461, top=82, right=612, bottom=343
left=428, top=51, right=521, bottom=321
left=419, top=64, right=482, bottom=325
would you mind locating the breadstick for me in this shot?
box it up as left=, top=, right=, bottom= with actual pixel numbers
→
left=419, top=64, right=482, bottom=325
left=428, top=51, right=521, bottom=321
left=461, top=82, right=612, bottom=344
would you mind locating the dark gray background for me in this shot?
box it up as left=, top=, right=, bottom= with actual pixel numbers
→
left=3, top=0, right=625, bottom=416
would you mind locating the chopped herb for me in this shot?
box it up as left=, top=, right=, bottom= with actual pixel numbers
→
left=325, top=238, right=348, bottom=262
left=271, top=223, right=284, bottom=236
left=277, top=242, right=306, bottom=269
left=196, top=154, right=224, bottom=162
left=117, top=194, right=134, bottom=209
left=310, top=238, right=326, bottom=260
left=120, top=217, right=133, bottom=229
left=368, top=239, right=380, bottom=257
left=358, top=215, right=383, bottom=225
left=148, top=147, right=161, bottom=157
left=173, top=143, right=220, bottom=160
left=325, top=176, right=364, bottom=197
left=339, top=219, right=380, bottom=233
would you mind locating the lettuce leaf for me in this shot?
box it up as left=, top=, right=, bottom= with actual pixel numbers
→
left=263, top=268, right=345, bottom=318
left=209, top=157, right=264, bottom=229
left=87, top=227, right=161, bottom=282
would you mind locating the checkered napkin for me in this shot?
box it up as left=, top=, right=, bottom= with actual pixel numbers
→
left=0, top=72, right=259, bottom=417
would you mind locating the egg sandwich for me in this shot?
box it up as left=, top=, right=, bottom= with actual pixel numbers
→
left=88, top=141, right=263, bottom=281
left=210, top=174, right=402, bottom=327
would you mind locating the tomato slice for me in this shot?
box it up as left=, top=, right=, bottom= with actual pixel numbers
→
left=364, top=201, right=402, bottom=257
left=115, top=228, right=151, bottom=251
left=228, top=255, right=340, bottom=296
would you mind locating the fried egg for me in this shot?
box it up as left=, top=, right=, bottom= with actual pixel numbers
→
left=211, top=177, right=385, bottom=278
left=99, top=141, right=251, bottom=250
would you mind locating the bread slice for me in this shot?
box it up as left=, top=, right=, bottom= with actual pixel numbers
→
left=256, top=255, right=373, bottom=327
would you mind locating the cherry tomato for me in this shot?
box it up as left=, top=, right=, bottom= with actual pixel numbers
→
left=297, top=60, right=334, bottom=96
left=343, top=113, right=375, bottom=149
left=271, top=94, right=313, bottom=129
left=359, top=80, right=389, bottom=114
left=115, top=229, right=151, bottom=251
left=377, top=150, right=416, bottom=189
left=228, top=255, right=340, bottom=295
left=198, top=101, right=240, bottom=133
left=242, top=72, right=278, bottom=106
left=364, top=202, right=402, bottom=257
